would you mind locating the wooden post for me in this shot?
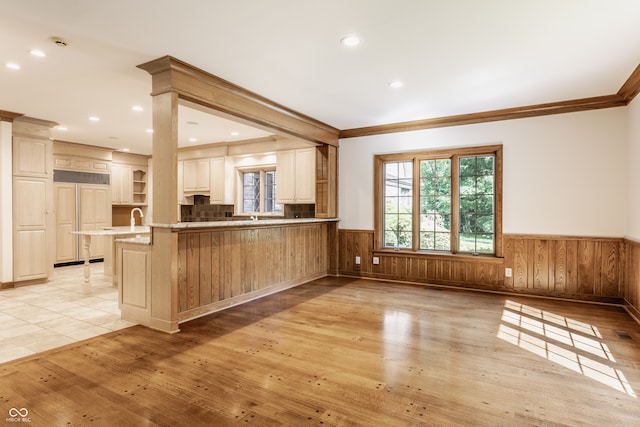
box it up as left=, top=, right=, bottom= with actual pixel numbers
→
left=149, top=90, right=180, bottom=333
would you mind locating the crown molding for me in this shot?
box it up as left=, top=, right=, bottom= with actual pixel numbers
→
left=0, top=109, right=23, bottom=122
left=340, top=64, right=640, bottom=139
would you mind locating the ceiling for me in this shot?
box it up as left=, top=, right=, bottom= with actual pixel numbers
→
left=1, top=0, right=640, bottom=155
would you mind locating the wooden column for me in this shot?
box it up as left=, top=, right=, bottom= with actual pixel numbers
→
left=149, top=91, right=180, bottom=333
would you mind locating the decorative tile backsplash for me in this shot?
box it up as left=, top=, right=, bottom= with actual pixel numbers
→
left=180, top=195, right=315, bottom=221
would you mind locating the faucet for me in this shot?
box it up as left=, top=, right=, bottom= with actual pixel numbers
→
left=130, top=208, right=144, bottom=231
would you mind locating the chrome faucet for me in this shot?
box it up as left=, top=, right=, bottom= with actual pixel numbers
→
left=130, top=207, right=144, bottom=231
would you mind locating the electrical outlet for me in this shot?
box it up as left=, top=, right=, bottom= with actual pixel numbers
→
left=373, top=256, right=380, bottom=265
left=505, top=268, right=512, bottom=277
left=355, top=256, right=361, bottom=265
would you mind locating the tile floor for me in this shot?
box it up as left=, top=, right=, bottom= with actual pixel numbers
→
left=0, top=263, right=136, bottom=364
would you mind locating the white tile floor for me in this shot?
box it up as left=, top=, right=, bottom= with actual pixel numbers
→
left=0, top=263, right=136, bottom=364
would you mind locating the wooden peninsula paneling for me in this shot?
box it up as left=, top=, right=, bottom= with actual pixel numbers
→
left=177, top=221, right=332, bottom=322
left=339, top=230, right=626, bottom=303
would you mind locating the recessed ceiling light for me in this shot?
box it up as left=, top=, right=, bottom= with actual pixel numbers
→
left=122, top=148, right=130, bottom=152
left=89, top=116, right=100, bottom=122
left=146, top=128, right=154, bottom=134
left=5, top=63, right=20, bottom=70
left=230, top=131, right=240, bottom=137
left=340, top=35, right=361, bottom=47
left=29, top=49, right=45, bottom=57
left=389, top=81, right=404, bottom=89
left=56, top=126, right=68, bottom=131
left=131, top=105, right=143, bottom=112
left=189, top=137, right=197, bottom=143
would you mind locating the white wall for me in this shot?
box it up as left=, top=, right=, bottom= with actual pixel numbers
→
left=0, top=121, right=13, bottom=282
left=627, top=97, right=640, bottom=240
left=339, top=107, right=628, bottom=237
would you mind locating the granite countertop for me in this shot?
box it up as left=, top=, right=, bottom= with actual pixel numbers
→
left=151, top=217, right=339, bottom=230
left=115, top=235, right=151, bottom=245
left=71, top=226, right=151, bottom=236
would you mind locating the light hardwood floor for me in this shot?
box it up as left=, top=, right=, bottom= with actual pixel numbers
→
left=1, top=277, right=639, bottom=426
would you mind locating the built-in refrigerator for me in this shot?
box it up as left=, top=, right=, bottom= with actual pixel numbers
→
left=53, top=170, right=111, bottom=266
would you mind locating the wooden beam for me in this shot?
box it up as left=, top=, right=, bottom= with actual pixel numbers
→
left=618, top=63, right=640, bottom=102
left=137, top=56, right=339, bottom=147
left=339, top=95, right=627, bottom=139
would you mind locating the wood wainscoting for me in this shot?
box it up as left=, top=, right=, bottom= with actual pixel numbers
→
left=177, top=222, right=332, bottom=322
left=623, top=238, right=640, bottom=320
left=338, top=230, right=626, bottom=303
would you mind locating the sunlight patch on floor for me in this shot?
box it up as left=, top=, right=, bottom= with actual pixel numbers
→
left=497, top=300, right=636, bottom=398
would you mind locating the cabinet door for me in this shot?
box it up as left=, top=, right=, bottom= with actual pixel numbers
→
left=276, top=150, right=296, bottom=203
left=295, top=148, right=316, bottom=203
left=54, top=183, right=77, bottom=263
left=183, top=159, right=210, bottom=192
left=13, top=137, right=51, bottom=177
left=14, top=177, right=49, bottom=281
left=80, top=185, right=110, bottom=258
left=112, top=164, right=133, bottom=204
left=177, top=161, right=185, bottom=206
left=209, top=157, right=226, bottom=204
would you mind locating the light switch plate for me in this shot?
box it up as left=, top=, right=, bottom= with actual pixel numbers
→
left=373, top=257, right=380, bottom=265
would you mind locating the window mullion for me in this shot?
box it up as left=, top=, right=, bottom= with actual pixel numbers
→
left=451, top=155, right=460, bottom=253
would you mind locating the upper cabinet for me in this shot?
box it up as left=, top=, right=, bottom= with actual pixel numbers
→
left=111, top=163, right=133, bottom=205
left=277, top=148, right=315, bottom=204
left=183, top=159, right=210, bottom=193
left=209, top=157, right=231, bottom=204
left=112, top=152, right=149, bottom=206
left=13, top=137, right=51, bottom=177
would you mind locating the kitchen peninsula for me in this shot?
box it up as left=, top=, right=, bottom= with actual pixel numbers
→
left=127, top=56, right=340, bottom=333
left=71, top=226, right=150, bottom=294
left=117, top=218, right=337, bottom=329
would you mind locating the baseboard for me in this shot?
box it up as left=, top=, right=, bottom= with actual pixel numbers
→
left=0, top=281, right=15, bottom=290
left=178, top=273, right=327, bottom=324
left=624, top=299, right=640, bottom=326
left=336, top=273, right=626, bottom=308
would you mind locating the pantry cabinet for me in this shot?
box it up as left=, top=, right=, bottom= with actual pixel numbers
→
left=12, top=117, right=55, bottom=282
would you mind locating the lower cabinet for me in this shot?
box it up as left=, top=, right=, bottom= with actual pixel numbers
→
left=117, top=240, right=151, bottom=325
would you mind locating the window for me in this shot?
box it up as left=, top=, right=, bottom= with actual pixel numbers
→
left=241, top=169, right=282, bottom=214
left=375, top=145, right=502, bottom=256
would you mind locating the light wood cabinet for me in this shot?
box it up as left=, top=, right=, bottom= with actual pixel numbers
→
left=111, top=153, right=148, bottom=206
left=111, top=163, right=133, bottom=205
left=13, top=136, right=51, bottom=178
left=183, top=159, right=209, bottom=193
left=12, top=117, right=55, bottom=282
left=13, top=177, right=50, bottom=281
left=117, top=241, right=151, bottom=325
left=132, top=168, right=147, bottom=205
left=276, top=148, right=315, bottom=204
left=177, top=161, right=186, bottom=206
left=209, top=157, right=228, bottom=204
left=80, top=185, right=110, bottom=258
left=54, top=183, right=77, bottom=263
left=54, top=183, right=111, bottom=263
